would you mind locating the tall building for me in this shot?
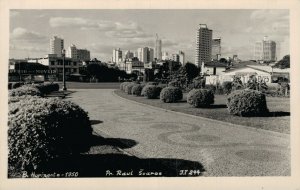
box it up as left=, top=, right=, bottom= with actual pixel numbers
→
left=155, top=34, right=162, bottom=60
left=50, top=36, right=64, bottom=57
left=254, top=36, right=276, bottom=62
left=66, top=44, right=77, bottom=59
left=195, top=24, right=212, bottom=67
left=162, top=52, right=169, bottom=61
left=112, top=48, right=122, bottom=64
left=124, top=50, right=134, bottom=60
left=172, top=54, right=180, bottom=62
left=179, top=51, right=185, bottom=65
left=77, top=49, right=90, bottom=61
left=212, top=38, right=221, bottom=60
left=137, top=47, right=154, bottom=63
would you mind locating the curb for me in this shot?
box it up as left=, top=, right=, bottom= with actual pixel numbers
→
left=113, top=90, right=290, bottom=139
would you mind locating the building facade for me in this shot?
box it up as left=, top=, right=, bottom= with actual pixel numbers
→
left=155, top=34, right=162, bottom=60
left=179, top=51, right=185, bottom=65
left=77, top=49, right=90, bottom=61
left=162, top=52, right=169, bottom=61
left=124, top=50, right=134, bottom=60
left=212, top=38, right=221, bottom=61
left=50, top=36, right=64, bottom=57
left=195, top=24, right=212, bottom=67
left=66, top=44, right=77, bottom=59
left=254, top=36, right=276, bottom=62
left=137, top=47, right=154, bottom=63
left=112, top=48, right=122, bottom=64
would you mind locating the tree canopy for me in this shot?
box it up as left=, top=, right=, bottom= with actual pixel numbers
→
left=274, top=55, right=290, bottom=69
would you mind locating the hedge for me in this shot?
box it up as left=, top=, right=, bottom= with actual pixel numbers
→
left=8, top=97, right=93, bottom=176
left=187, top=89, right=214, bottom=107
left=227, top=89, right=269, bottom=117
left=141, top=85, right=162, bottom=99
left=160, top=87, right=183, bottom=103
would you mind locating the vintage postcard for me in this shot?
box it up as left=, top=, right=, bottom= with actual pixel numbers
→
left=0, top=0, right=300, bottom=189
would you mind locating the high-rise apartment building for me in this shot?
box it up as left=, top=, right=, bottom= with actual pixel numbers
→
left=195, top=24, right=212, bottom=67
left=155, top=34, right=162, bottom=61
left=124, top=50, right=134, bottom=60
left=113, top=48, right=122, bottom=64
left=179, top=51, right=185, bottom=65
left=254, top=36, right=276, bottom=62
left=137, top=47, right=154, bottom=63
left=212, top=38, right=221, bottom=61
left=50, top=36, right=64, bottom=57
left=162, top=52, right=169, bottom=61
left=66, top=44, right=77, bottom=59
left=77, top=49, right=90, bottom=61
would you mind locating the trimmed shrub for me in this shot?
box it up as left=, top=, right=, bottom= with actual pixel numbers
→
left=9, top=84, right=43, bottom=97
left=141, top=85, right=161, bottom=99
left=160, top=87, right=183, bottom=103
left=125, top=83, right=136, bottom=94
left=8, top=97, right=93, bottom=175
left=187, top=89, right=214, bottom=108
left=227, top=89, right=269, bottom=117
left=222, top=81, right=232, bottom=95
left=131, top=84, right=144, bottom=96
left=120, top=82, right=130, bottom=91
left=205, top=85, right=216, bottom=93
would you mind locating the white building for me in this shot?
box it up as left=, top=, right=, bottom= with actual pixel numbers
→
left=50, top=36, right=64, bottom=57
left=66, top=44, right=77, bottom=59
left=195, top=24, right=212, bottom=67
left=118, top=57, right=144, bottom=74
left=254, top=36, right=276, bottom=62
left=113, top=48, right=122, bottom=64
left=179, top=51, right=185, bottom=65
left=137, top=47, right=154, bottom=63
left=162, top=52, right=169, bottom=61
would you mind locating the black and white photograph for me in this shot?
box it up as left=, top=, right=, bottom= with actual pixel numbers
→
left=1, top=0, right=300, bottom=189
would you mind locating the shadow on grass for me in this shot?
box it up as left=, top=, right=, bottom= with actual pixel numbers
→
left=203, top=104, right=227, bottom=109
left=43, top=153, right=205, bottom=177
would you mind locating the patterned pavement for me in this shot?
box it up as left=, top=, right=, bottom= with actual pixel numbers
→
left=69, top=89, right=290, bottom=176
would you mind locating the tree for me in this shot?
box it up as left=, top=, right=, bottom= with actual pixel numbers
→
left=274, top=55, right=290, bottom=69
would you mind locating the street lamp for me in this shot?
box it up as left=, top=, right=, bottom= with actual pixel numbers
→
left=62, top=49, right=67, bottom=91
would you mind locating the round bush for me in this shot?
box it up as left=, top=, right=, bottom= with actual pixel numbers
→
left=9, top=84, right=43, bottom=97
left=35, top=83, right=59, bottom=94
left=187, top=89, right=214, bottom=107
left=141, top=85, right=161, bottom=99
left=125, top=83, right=136, bottom=94
left=131, top=84, right=144, bottom=96
left=120, top=82, right=129, bottom=91
left=8, top=98, right=93, bottom=175
left=222, top=81, right=232, bottom=95
left=227, top=89, right=269, bottom=117
left=160, top=87, right=183, bottom=103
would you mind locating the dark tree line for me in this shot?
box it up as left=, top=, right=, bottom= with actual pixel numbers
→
left=80, top=63, right=137, bottom=82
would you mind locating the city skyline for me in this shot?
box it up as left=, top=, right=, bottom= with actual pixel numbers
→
left=10, top=9, right=289, bottom=62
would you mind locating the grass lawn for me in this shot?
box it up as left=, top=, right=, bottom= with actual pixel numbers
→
left=115, top=90, right=290, bottom=134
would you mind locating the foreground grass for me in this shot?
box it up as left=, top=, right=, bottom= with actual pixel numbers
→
left=115, top=90, right=290, bottom=134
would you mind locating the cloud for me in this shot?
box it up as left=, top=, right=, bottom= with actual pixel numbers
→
left=10, top=27, right=47, bottom=43
left=49, top=17, right=152, bottom=39
left=247, top=10, right=289, bottom=37
left=10, top=44, right=47, bottom=52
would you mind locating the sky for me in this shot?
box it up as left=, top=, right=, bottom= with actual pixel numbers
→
left=9, top=9, right=289, bottom=62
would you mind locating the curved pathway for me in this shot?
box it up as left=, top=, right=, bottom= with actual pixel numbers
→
left=70, top=89, right=290, bottom=176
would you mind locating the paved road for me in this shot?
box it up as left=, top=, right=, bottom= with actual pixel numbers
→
left=69, top=89, right=290, bottom=176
